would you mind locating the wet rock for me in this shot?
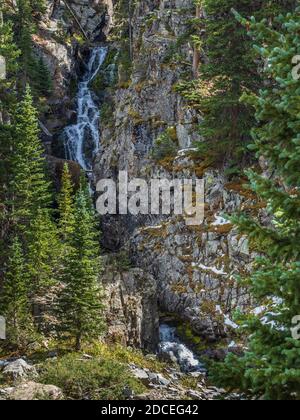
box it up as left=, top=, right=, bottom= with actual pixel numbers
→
left=158, top=351, right=178, bottom=365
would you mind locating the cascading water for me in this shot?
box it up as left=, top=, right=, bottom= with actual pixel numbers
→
left=64, top=47, right=108, bottom=171
left=159, top=324, right=206, bottom=373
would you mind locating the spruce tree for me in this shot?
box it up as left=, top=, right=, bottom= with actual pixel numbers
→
left=57, top=163, right=75, bottom=243
left=9, top=85, right=51, bottom=230
left=177, top=0, right=295, bottom=166
left=57, top=176, right=104, bottom=351
left=26, top=208, right=60, bottom=329
left=211, top=7, right=300, bottom=400
left=14, top=0, right=46, bottom=90
left=0, top=236, right=34, bottom=349
left=0, top=8, right=20, bottom=97
left=34, top=56, right=53, bottom=98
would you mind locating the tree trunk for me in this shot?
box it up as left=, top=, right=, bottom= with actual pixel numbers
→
left=75, top=333, right=82, bottom=351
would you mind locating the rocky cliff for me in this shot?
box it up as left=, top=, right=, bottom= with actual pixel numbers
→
left=93, top=0, right=259, bottom=344
left=37, top=0, right=260, bottom=350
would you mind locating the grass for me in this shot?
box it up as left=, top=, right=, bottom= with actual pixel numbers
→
left=38, top=352, right=146, bottom=400
left=84, top=343, right=167, bottom=373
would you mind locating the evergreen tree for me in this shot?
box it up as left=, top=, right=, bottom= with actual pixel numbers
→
left=57, top=163, right=75, bottom=243
left=0, top=236, right=33, bottom=349
left=8, top=85, right=51, bottom=230
left=26, top=208, right=59, bottom=329
left=57, top=176, right=104, bottom=351
left=34, top=56, right=53, bottom=98
left=14, top=0, right=46, bottom=90
left=177, top=0, right=295, bottom=166
left=0, top=8, right=20, bottom=99
left=210, top=7, right=300, bottom=400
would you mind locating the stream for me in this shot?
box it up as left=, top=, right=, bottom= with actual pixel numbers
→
left=63, top=46, right=108, bottom=171
left=159, top=324, right=206, bottom=374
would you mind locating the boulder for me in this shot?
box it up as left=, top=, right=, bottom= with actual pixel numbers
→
left=0, top=381, right=63, bottom=400
left=131, top=367, right=149, bottom=385
left=148, top=372, right=170, bottom=387
left=2, top=359, right=37, bottom=381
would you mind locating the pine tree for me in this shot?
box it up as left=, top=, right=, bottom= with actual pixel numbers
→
left=14, top=0, right=46, bottom=90
left=8, top=85, right=51, bottom=230
left=57, top=176, right=104, bottom=351
left=177, top=0, right=295, bottom=166
left=26, top=208, right=60, bottom=329
left=0, top=236, right=34, bottom=349
left=0, top=8, right=20, bottom=98
left=57, top=163, right=75, bottom=243
left=34, top=56, right=53, bottom=98
left=210, top=7, right=300, bottom=400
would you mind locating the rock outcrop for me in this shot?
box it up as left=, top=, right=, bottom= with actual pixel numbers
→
left=41, top=0, right=258, bottom=345
left=103, top=259, right=159, bottom=352
left=93, top=1, right=258, bottom=340
left=0, top=382, right=63, bottom=400
left=2, top=359, right=37, bottom=382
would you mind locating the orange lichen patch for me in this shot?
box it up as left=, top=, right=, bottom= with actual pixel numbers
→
left=241, top=201, right=267, bottom=215
left=158, top=156, right=176, bottom=171
left=134, top=82, right=146, bottom=93
left=128, top=108, right=145, bottom=125
left=179, top=255, right=194, bottom=263
left=154, top=242, right=163, bottom=250
left=186, top=224, right=206, bottom=234
left=194, top=161, right=214, bottom=178
left=170, top=283, right=188, bottom=294
left=204, top=203, right=211, bottom=211
left=151, top=119, right=168, bottom=129
left=187, top=265, right=195, bottom=281
left=192, top=284, right=207, bottom=294
left=208, top=223, right=233, bottom=235
left=201, top=300, right=220, bottom=317
left=225, top=181, right=257, bottom=200
left=173, top=163, right=193, bottom=173
left=141, top=224, right=168, bottom=239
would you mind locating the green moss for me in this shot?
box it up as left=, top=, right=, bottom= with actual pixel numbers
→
left=177, top=323, right=202, bottom=347
left=100, top=102, right=115, bottom=127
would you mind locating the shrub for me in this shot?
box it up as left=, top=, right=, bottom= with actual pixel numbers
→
left=86, top=343, right=167, bottom=373
left=39, top=353, right=145, bottom=400
left=152, top=129, right=178, bottom=161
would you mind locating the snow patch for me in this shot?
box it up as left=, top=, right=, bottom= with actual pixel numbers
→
left=193, top=263, right=227, bottom=276
left=216, top=305, right=239, bottom=330
left=212, top=215, right=230, bottom=226
left=177, top=148, right=198, bottom=157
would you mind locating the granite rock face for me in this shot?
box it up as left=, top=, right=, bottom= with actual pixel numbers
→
left=102, top=260, right=159, bottom=352
left=93, top=1, right=259, bottom=340
left=39, top=1, right=259, bottom=345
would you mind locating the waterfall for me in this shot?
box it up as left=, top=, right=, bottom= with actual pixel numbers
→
left=64, top=47, right=108, bottom=171
left=159, top=324, right=206, bottom=373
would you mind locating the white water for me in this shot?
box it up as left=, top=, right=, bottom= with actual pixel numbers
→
left=64, top=47, right=108, bottom=170
left=159, top=324, right=206, bottom=373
